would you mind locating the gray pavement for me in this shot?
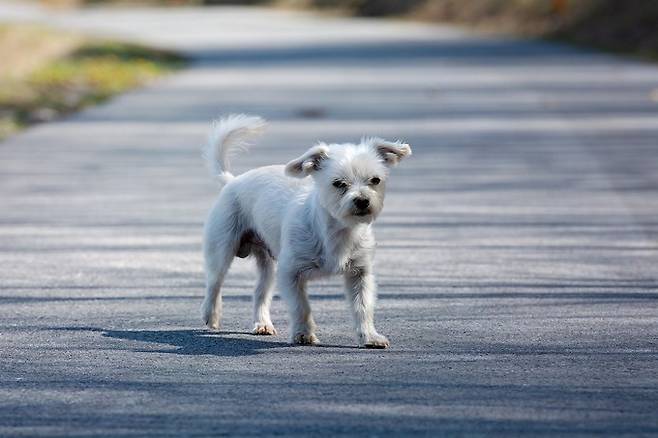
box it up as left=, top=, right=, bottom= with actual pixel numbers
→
left=1, top=2, right=658, bottom=436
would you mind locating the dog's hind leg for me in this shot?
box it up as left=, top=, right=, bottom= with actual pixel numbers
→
left=251, top=247, right=276, bottom=335
left=201, top=202, right=240, bottom=331
left=201, top=244, right=234, bottom=331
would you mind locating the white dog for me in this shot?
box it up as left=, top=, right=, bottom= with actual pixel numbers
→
left=200, top=114, right=411, bottom=348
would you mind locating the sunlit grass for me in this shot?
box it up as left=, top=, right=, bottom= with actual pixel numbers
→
left=0, top=26, right=185, bottom=140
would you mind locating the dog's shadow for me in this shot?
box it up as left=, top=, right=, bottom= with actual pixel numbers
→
left=56, top=326, right=355, bottom=357
left=56, top=326, right=290, bottom=357
left=112, top=328, right=293, bottom=357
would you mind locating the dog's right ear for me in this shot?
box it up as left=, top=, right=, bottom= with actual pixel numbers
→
left=285, top=144, right=329, bottom=178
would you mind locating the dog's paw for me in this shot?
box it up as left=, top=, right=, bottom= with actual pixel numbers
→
left=201, top=300, right=220, bottom=331
left=292, top=332, right=320, bottom=346
left=361, top=332, right=390, bottom=349
left=252, top=322, right=277, bottom=336
left=204, top=318, right=220, bottom=332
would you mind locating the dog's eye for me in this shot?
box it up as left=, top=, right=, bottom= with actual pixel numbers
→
left=370, top=177, right=381, bottom=186
left=333, top=180, right=348, bottom=190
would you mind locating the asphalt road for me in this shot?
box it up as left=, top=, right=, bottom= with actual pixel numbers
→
left=1, top=2, right=657, bottom=436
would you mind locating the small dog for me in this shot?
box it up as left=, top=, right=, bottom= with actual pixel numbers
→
left=200, top=114, right=411, bottom=348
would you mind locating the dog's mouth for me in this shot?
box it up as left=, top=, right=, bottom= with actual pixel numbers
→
left=353, top=209, right=371, bottom=217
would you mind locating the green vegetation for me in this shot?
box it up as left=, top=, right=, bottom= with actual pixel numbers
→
left=0, top=24, right=184, bottom=140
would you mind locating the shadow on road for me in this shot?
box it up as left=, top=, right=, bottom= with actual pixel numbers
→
left=53, top=326, right=359, bottom=356
left=188, top=39, right=587, bottom=67
left=54, top=326, right=290, bottom=357
left=104, top=328, right=292, bottom=357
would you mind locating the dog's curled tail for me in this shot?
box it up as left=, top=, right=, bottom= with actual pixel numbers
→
left=203, top=114, right=267, bottom=187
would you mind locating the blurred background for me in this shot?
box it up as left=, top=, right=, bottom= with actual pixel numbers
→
left=1, top=1, right=657, bottom=436
left=2, top=0, right=657, bottom=140
left=36, top=0, right=658, bottom=55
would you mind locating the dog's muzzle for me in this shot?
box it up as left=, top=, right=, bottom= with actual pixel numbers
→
left=352, top=197, right=371, bottom=217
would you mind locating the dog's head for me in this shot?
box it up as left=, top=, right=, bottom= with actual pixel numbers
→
left=285, top=137, right=412, bottom=225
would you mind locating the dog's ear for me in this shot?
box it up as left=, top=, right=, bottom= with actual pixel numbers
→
left=372, top=139, right=412, bottom=167
left=285, top=144, right=329, bottom=177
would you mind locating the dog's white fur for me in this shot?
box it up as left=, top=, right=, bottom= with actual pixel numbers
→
left=200, top=114, right=411, bottom=348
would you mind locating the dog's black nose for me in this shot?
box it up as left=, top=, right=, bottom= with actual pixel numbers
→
left=354, top=198, right=370, bottom=209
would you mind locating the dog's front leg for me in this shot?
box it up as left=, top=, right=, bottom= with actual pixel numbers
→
left=344, top=268, right=389, bottom=349
left=277, top=266, right=319, bottom=345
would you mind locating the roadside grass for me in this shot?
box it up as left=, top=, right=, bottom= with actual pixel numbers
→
left=0, top=24, right=185, bottom=140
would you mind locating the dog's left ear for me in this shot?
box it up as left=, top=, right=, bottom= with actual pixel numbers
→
left=372, top=139, right=412, bottom=167
left=285, top=144, right=330, bottom=178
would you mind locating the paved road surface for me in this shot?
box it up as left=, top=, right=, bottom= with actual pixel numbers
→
left=1, top=2, right=657, bottom=436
